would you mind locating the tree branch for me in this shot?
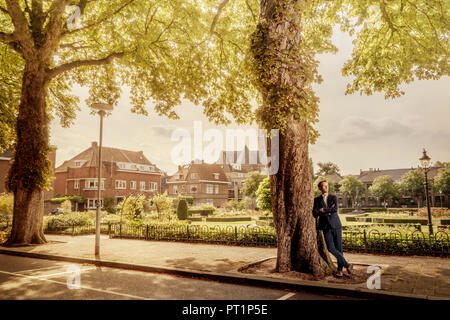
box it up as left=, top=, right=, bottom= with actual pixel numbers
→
left=62, top=0, right=136, bottom=36
left=0, top=6, right=9, bottom=15
left=379, top=0, right=398, bottom=33
left=47, top=51, right=125, bottom=80
left=210, top=0, right=230, bottom=35
left=5, top=0, right=35, bottom=57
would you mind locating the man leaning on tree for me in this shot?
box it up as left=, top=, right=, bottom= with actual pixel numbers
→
left=313, top=180, right=353, bottom=277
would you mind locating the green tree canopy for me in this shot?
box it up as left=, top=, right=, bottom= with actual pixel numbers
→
left=434, top=167, right=450, bottom=195
left=316, top=162, right=340, bottom=176
left=368, top=175, right=398, bottom=207
left=398, top=169, right=426, bottom=200
left=256, top=176, right=271, bottom=213
left=339, top=176, right=364, bottom=202
left=242, top=171, right=267, bottom=198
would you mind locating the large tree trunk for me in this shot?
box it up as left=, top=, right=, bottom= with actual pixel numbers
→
left=271, top=117, right=333, bottom=277
left=5, top=62, right=50, bottom=246
left=251, top=0, right=335, bottom=278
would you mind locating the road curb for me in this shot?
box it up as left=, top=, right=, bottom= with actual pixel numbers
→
left=0, top=248, right=444, bottom=300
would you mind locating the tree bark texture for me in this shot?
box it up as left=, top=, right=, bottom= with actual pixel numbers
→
left=252, top=0, right=335, bottom=277
left=5, top=62, right=50, bottom=246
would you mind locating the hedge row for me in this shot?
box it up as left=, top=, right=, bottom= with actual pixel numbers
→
left=345, top=216, right=430, bottom=225
left=205, top=216, right=253, bottom=222
left=188, top=209, right=214, bottom=216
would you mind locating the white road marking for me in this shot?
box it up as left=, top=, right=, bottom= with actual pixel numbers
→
left=278, top=292, right=296, bottom=300
left=0, top=269, right=153, bottom=300
left=32, top=267, right=97, bottom=279
left=13, top=265, right=69, bottom=274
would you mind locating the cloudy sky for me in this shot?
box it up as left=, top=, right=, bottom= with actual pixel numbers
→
left=50, top=29, right=450, bottom=176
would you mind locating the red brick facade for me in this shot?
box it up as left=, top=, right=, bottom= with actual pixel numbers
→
left=167, top=161, right=230, bottom=207
left=54, top=142, right=162, bottom=211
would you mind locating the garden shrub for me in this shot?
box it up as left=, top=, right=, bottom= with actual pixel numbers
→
left=177, top=199, right=188, bottom=220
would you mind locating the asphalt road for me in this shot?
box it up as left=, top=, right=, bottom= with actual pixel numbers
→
left=0, top=254, right=352, bottom=300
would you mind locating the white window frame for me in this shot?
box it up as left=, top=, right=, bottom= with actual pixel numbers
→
left=115, top=180, right=126, bottom=189
left=191, top=173, right=199, bottom=179
left=130, top=181, right=136, bottom=190
left=149, top=182, right=157, bottom=191
left=74, top=180, right=79, bottom=190
left=87, top=198, right=103, bottom=209
left=85, top=179, right=104, bottom=190
left=205, top=199, right=214, bottom=205
left=215, top=184, right=219, bottom=194
left=140, top=181, right=146, bottom=191
left=206, top=184, right=213, bottom=194
left=213, top=173, right=220, bottom=180
left=173, top=185, right=178, bottom=194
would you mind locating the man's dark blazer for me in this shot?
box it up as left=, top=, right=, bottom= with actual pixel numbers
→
left=312, top=194, right=342, bottom=230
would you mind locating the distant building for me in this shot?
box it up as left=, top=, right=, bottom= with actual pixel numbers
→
left=326, top=167, right=448, bottom=208
left=166, top=160, right=230, bottom=207
left=54, top=142, right=162, bottom=211
left=216, top=145, right=268, bottom=201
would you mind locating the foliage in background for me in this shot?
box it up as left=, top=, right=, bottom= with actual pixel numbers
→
left=0, top=193, right=13, bottom=216
left=339, top=176, right=365, bottom=203
left=369, top=175, right=399, bottom=208
left=434, top=167, right=450, bottom=195
left=103, top=197, right=116, bottom=214
left=118, top=194, right=146, bottom=220
left=61, top=200, right=72, bottom=213
left=150, top=192, right=173, bottom=218
left=242, top=171, right=267, bottom=198
left=316, top=162, right=341, bottom=176
left=256, top=177, right=271, bottom=214
left=177, top=199, right=188, bottom=220
left=398, top=169, right=426, bottom=205
left=45, top=195, right=86, bottom=204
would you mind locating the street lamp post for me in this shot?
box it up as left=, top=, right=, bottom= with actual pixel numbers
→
left=419, top=148, right=433, bottom=235
left=91, top=103, right=114, bottom=256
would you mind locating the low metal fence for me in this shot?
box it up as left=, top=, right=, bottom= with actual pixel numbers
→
left=39, top=221, right=450, bottom=257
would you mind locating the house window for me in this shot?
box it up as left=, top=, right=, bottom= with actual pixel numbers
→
left=213, top=173, right=220, bottom=179
left=206, top=199, right=214, bottom=205
left=140, top=181, right=146, bottom=191
left=190, top=184, right=198, bottom=193
left=115, top=180, right=126, bottom=189
left=75, top=161, right=84, bottom=168
left=87, top=199, right=103, bottom=209
left=130, top=181, right=136, bottom=189
left=149, top=166, right=155, bottom=172
left=173, top=185, right=178, bottom=194
left=215, top=184, right=219, bottom=194
left=85, top=179, right=104, bottom=189
left=149, top=182, right=157, bottom=190
left=74, top=180, right=79, bottom=189
left=206, top=184, right=213, bottom=194
left=118, top=163, right=125, bottom=169
left=191, top=173, right=199, bottom=179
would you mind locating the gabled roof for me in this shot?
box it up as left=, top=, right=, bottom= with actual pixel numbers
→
left=215, top=145, right=263, bottom=165
left=55, top=142, right=161, bottom=173
left=358, top=167, right=443, bottom=183
left=168, top=162, right=229, bottom=183
left=322, top=173, right=344, bottom=183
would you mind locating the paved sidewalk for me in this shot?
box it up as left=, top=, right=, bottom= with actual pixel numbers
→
left=0, top=234, right=449, bottom=299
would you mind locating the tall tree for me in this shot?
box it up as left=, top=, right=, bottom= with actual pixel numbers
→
left=368, top=175, right=398, bottom=208
left=0, top=0, right=258, bottom=245
left=248, top=0, right=448, bottom=277
left=434, top=167, right=450, bottom=195
left=316, top=162, right=341, bottom=176
left=339, top=176, right=365, bottom=207
left=398, top=169, right=426, bottom=207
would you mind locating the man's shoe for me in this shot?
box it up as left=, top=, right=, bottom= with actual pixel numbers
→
left=346, top=264, right=354, bottom=275
left=335, top=271, right=343, bottom=278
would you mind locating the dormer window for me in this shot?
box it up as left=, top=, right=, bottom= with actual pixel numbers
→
left=75, top=160, right=86, bottom=168
left=190, top=173, right=199, bottom=179
left=118, top=163, right=125, bottom=169
left=213, top=173, right=220, bottom=180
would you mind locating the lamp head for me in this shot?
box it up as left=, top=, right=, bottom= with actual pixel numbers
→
left=419, top=148, right=431, bottom=169
left=90, top=103, right=114, bottom=112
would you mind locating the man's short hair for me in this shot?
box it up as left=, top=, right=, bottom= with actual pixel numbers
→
left=318, top=180, right=327, bottom=189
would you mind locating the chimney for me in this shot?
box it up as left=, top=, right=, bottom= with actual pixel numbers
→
left=91, top=141, right=98, bottom=148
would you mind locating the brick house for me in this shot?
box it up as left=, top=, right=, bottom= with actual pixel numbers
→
left=166, top=161, right=230, bottom=207
left=215, top=146, right=267, bottom=201
left=54, top=142, right=162, bottom=211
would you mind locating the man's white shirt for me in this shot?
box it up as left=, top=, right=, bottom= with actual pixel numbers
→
left=322, top=193, right=328, bottom=207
